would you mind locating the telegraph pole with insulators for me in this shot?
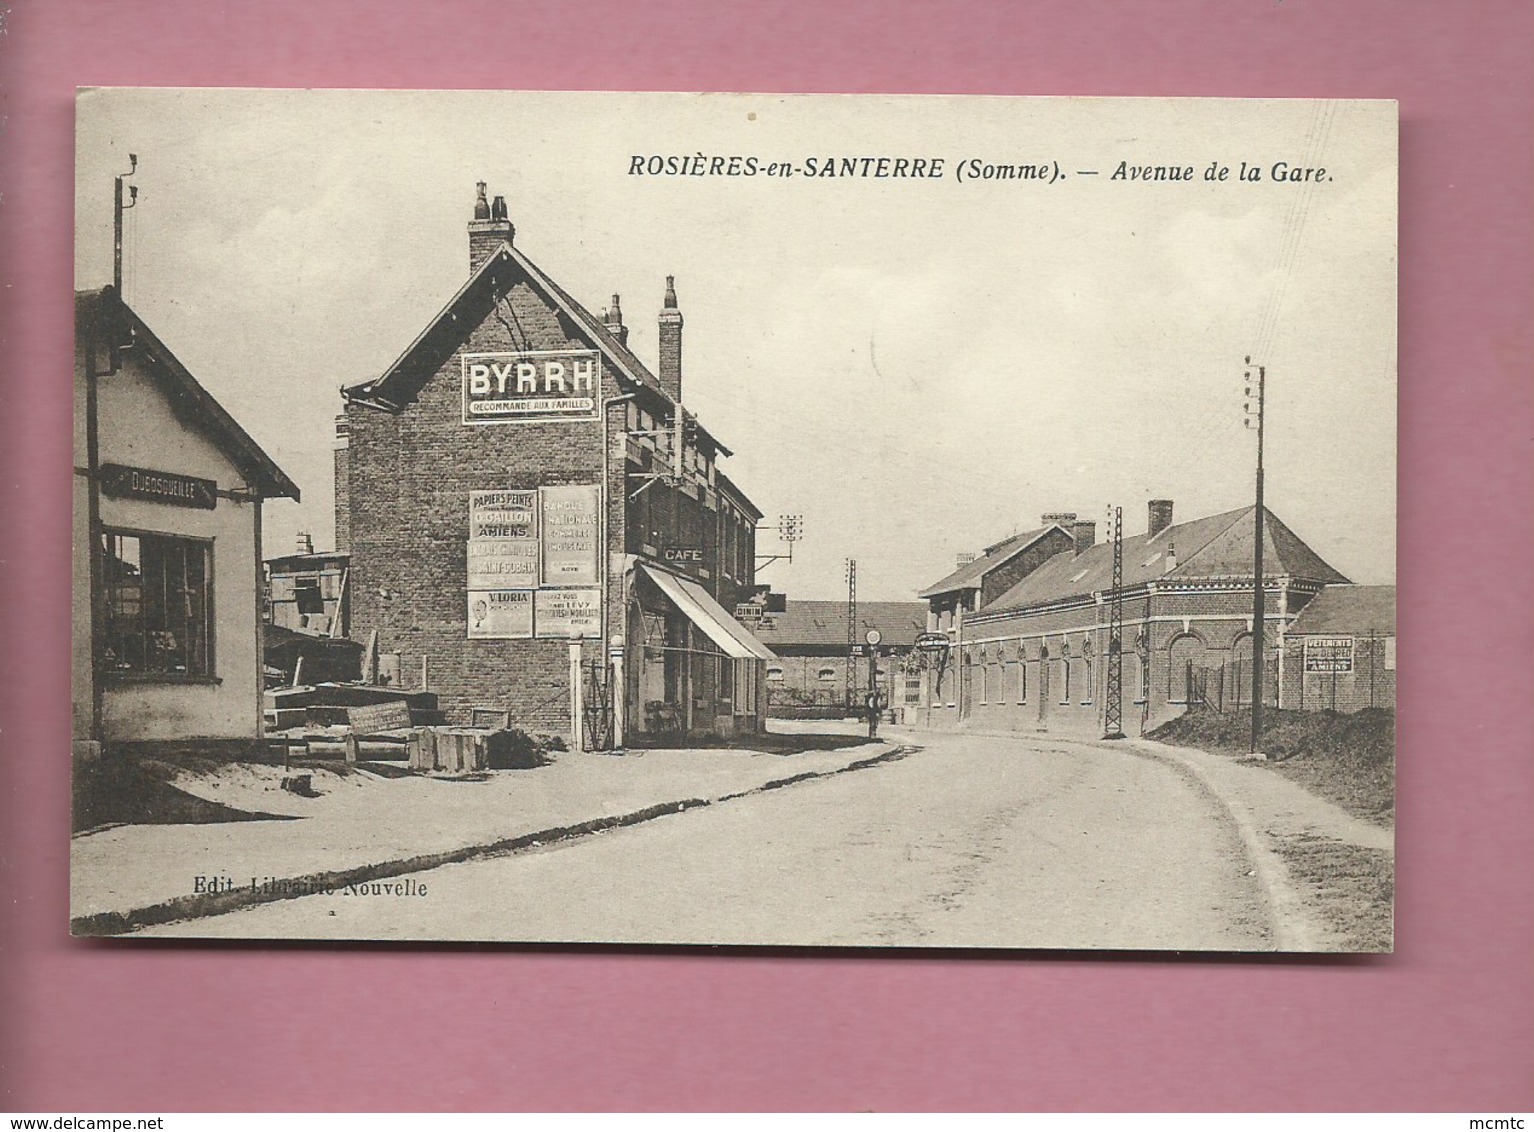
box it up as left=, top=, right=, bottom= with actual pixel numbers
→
left=1245, top=356, right=1267, bottom=754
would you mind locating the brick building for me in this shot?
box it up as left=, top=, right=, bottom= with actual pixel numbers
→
left=751, top=599, right=927, bottom=718
left=919, top=500, right=1353, bottom=736
left=335, top=183, right=773, bottom=746
left=1280, top=584, right=1396, bottom=712
left=919, top=521, right=1081, bottom=635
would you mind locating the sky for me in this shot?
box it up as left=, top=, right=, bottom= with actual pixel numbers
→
left=76, top=90, right=1397, bottom=601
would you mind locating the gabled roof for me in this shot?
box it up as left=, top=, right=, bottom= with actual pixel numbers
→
left=715, top=470, right=763, bottom=521
left=341, top=240, right=733, bottom=457
left=751, top=600, right=928, bottom=649
left=77, top=288, right=300, bottom=501
left=1288, top=585, right=1395, bottom=636
left=917, top=526, right=1057, bottom=599
left=983, top=505, right=1349, bottom=615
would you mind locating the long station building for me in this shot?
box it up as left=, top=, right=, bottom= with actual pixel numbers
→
left=918, top=500, right=1359, bottom=735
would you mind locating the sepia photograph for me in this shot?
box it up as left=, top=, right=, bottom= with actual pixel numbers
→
left=70, top=90, right=1397, bottom=949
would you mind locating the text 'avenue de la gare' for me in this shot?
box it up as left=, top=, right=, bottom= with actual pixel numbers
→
left=625, top=155, right=1334, bottom=185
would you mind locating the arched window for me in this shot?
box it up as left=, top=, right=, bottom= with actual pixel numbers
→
left=767, top=666, right=785, bottom=683
left=1229, top=633, right=1254, bottom=709
left=1167, top=634, right=1209, bottom=705
left=817, top=666, right=837, bottom=684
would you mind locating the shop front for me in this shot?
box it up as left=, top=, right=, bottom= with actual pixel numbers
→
left=627, top=562, right=773, bottom=742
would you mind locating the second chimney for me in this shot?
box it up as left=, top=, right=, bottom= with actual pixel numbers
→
left=658, top=275, right=683, bottom=402
left=468, top=181, right=515, bottom=274
left=602, top=294, right=629, bottom=347
left=1148, top=499, right=1174, bottom=540
left=1070, top=519, right=1096, bottom=555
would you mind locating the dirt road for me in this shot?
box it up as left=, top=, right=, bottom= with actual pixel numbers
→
left=146, top=729, right=1273, bottom=948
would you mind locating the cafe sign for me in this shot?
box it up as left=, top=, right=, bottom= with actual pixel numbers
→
left=462, top=349, right=599, bottom=423
left=99, top=463, right=217, bottom=510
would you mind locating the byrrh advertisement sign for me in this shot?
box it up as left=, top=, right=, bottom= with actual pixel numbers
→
left=462, top=349, right=599, bottom=423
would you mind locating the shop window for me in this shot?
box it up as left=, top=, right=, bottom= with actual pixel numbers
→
left=101, top=530, right=213, bottom=678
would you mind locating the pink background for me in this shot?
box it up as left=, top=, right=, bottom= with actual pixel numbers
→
left=2, top=0, right=1530, bottom=1113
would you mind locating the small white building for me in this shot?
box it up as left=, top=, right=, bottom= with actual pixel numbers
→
left=73, top=287, right=300, bottom=759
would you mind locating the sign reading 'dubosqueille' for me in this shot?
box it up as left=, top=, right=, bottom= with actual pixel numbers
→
left=462, top=349, right=599, bottom=422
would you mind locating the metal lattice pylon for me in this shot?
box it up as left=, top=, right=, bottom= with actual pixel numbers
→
left=844, top=558, right=858, bottom=711
left=1103, top=505, right=1125, bottom=739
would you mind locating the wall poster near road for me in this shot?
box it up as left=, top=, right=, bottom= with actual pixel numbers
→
left=73, top=90, right=1396, bottom=952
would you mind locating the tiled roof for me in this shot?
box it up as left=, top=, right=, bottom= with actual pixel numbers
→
left=982, top=506, right=1350, bottom=615
left=752, top=600, right=928, bottom=649
left=77, top=288, right=301, bottom=501
left=917, top=527, right=1056, bottom=599
left=1288, top=585, right=1396, bottom=636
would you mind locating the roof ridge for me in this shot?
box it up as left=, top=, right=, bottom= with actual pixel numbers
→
left=88, top=290, right=300, bottom=500
left=1169, top=505, right=1254, bottom=570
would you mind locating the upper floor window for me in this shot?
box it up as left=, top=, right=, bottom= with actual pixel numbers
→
left=101, top=530, right=213, bottom=678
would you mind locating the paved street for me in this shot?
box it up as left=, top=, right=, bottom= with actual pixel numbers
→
left=145, top=728, right=1273, bottom=948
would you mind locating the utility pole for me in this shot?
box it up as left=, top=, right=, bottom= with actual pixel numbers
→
left=89, top=155, right=138, bottom=749
left=844, top=557, right=858, bottom=713
left=114, top=154, right=138, bottom=295
left=1245, top=356, right=1267, bottom=754
left=1102, top=505, right=1125, bottom=740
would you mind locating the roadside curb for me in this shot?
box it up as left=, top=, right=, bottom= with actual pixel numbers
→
left=72, top=743, right=917, bottom=937
left=1123, top=738, right=1331, bottom=951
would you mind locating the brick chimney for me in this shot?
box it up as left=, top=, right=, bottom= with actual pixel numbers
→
left=333, top=412, right=350, bottom=553
left=468, top=181, right=514, bottom=274
left=1148, top=499, right=1174, bottom=539
left=1070, top=519, right=1096, bottom=555
left=658, top=275, right=683, bottom=402
left=602, top=294, right=629, bottom=347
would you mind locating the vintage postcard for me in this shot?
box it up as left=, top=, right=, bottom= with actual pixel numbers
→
left=71, top=91, right=1396, bottom=948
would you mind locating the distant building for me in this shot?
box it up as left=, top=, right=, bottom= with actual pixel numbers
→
left=335, top=183, right=773, bottom=746
left=1279, top=584, right=1395, bottom=712
left=918, top=499, right=1355, bottom=735
left=751, top=599, right=927, bottom=717
left=265, top=536, right=350, bottom=638
left=918, top=520, right=1081, bottom=629
left=74, top=287, right=300, bottom=759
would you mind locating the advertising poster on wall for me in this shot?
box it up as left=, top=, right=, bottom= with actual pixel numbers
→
left=540, top=484, right=600, bottom=587
left=535, top=587, right=602, bottom=639
left=466, top=589, right=534, bottom=640
left=466, top=489, right=539, bottom=591
left=462, top=349, right=600, bottom=423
